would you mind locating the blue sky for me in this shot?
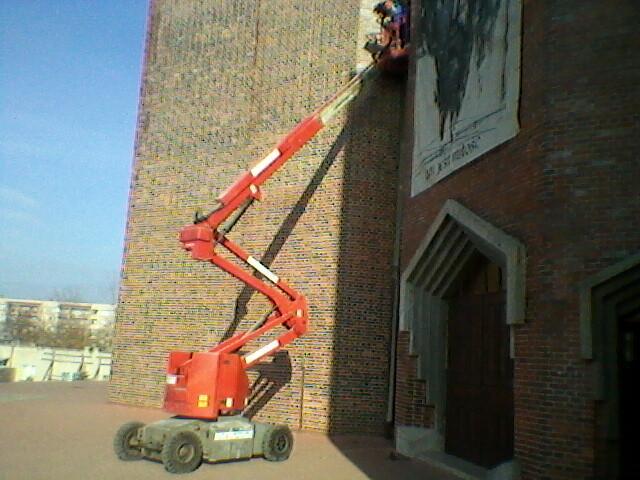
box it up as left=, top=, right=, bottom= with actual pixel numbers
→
left=0, top=1, right=149, bottom=303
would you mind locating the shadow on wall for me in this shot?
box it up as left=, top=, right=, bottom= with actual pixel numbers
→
left=222, top=125, right=353, bottom=342
left=327, top=72, right=406, bottom=480
left=330, top=73, right=405, bottom=433
left=229, top=112, right=354, bottom=431
left=233, top=113, right=353, bottom=426
left=244, top=351, right=292, bottom=420
left=226, top=66, right=405, bottom=479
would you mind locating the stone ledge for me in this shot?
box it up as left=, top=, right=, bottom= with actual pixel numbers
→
left=395, top=425, right=521, bottom=480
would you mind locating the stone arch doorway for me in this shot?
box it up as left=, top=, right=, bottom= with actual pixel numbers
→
left=398, top=200, right=525, bottom=473
left=580, top=253, right=640, bottom=478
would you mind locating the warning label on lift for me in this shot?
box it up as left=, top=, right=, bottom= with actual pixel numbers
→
left=214, top=430, right=254, bottom=441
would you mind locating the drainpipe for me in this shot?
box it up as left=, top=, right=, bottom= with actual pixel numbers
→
left=386, top=76, right=410, bottom=433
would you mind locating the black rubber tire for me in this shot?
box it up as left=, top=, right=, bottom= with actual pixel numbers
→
left=113, top=421, right=145, bottom=461
left=161, top=431, right=203, bottom=474
left=262, top=425, right=293, bottom=462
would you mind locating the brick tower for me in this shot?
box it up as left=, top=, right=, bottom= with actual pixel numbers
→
left=109, top=0, right=404, bottom=434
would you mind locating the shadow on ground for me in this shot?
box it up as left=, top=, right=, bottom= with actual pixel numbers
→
left=0, top=382, right=457, bottom=480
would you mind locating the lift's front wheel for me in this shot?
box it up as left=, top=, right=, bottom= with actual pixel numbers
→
left=113, top=421, right=145, bottom=461
left=161, top=431, right=203, bottom=474
left=262, top=425, right=293, bottom=462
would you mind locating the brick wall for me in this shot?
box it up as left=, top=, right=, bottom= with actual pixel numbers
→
left=394, top=331, right=431, bottom=428
left=396, top=0, right=640, bottom=478
left=109, top=0, right=404, bottom=434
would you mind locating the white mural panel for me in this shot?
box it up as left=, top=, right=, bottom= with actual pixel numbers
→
left=412, top=0, right=522, bottom=195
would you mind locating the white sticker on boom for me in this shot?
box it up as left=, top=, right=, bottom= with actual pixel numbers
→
left=214, top=430, right=254, bottom=441
left=247, top=256, right=279, bottom=284
left=244, top=339, right=280, bottom=365
left=250, top=149, right=280, bottom=177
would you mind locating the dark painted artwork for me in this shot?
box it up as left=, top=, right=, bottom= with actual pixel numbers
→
left=412, top=0, right=521, bottom=194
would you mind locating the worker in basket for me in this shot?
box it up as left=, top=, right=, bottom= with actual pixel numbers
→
left=365, top=0, right=410, bottom=72
left=373, top=0, right=408, bottom=50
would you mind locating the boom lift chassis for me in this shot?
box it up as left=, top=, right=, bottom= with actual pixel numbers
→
left=113, top=63, right=379, bottom=474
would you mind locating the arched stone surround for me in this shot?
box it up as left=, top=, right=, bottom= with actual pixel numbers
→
left=396, top=199, right=526, bottom=478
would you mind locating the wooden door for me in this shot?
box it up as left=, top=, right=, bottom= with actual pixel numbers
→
left=445, top=259, right=514, bottom=468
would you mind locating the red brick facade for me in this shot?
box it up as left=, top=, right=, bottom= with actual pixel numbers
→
left=394, top=1, right=640, bottom=478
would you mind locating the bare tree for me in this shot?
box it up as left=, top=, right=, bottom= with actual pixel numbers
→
left=49, top=321, right=91, bottom=350
left=107, top=272, right=120, bottom=305
left=51, top=287, right=86, bottom=303
left=7, top=309, right=46, bottom=346
left=91, top=326, right=113, bottom=352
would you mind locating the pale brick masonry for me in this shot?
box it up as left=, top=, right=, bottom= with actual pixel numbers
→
left=110, top=0, right=404, bottom=434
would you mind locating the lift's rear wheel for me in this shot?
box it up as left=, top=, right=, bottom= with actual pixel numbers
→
left=161, top=431, right=203, bottom=474
left=113, top=421, right=145, bottom=461
left=262, top=425, right=293, bottom=461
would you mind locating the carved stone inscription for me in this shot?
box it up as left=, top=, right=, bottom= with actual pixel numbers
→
left=412, top=0, right=522, bottom=195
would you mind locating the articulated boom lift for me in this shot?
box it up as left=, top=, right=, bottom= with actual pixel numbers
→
left=114, top=63, right=378, bottom=474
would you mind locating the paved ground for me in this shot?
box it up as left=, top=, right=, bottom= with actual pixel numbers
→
left=0, top=381, right=458, bottom=480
